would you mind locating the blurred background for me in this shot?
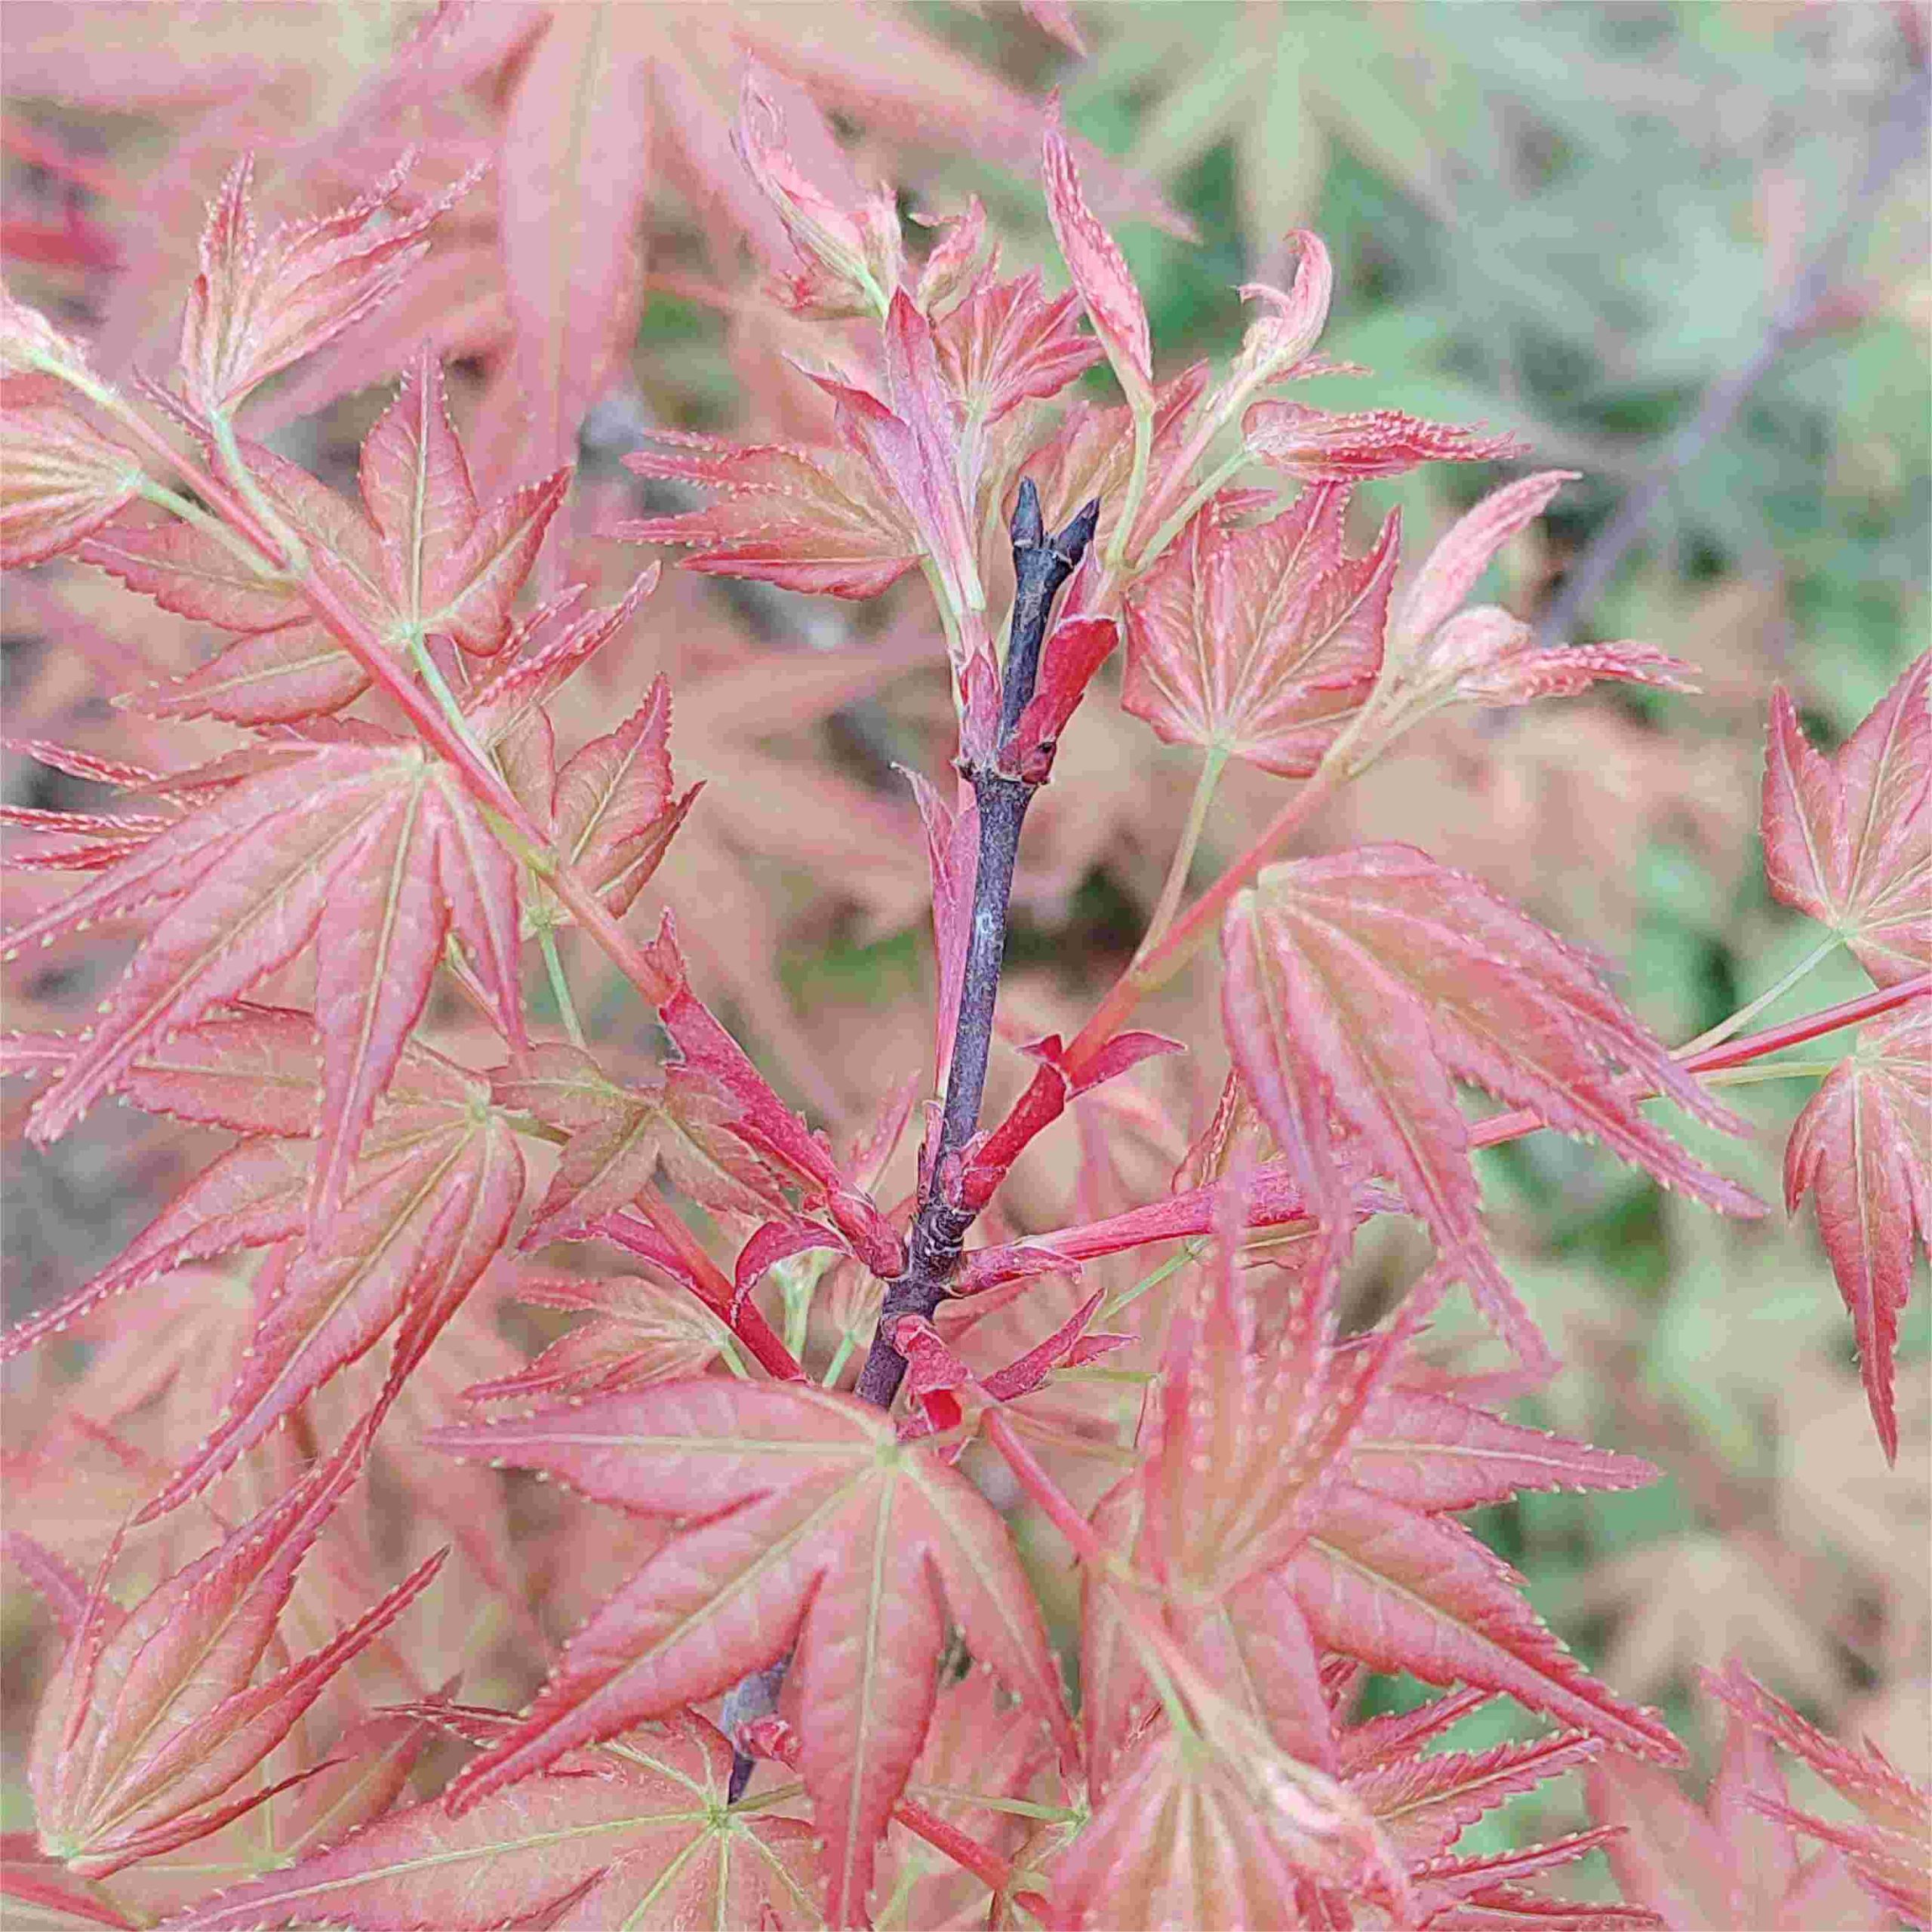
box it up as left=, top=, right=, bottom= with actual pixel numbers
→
left=4, top=0, right=1927, bottom=1887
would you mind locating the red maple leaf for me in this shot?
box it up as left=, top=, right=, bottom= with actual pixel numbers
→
left=1762, top=654, right=1930, bottom=989
left=429, top=1380, right=1075, bottom=1925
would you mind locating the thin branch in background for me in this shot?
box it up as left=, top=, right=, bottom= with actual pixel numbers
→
left=1534, top=58, right=1930, bottom=648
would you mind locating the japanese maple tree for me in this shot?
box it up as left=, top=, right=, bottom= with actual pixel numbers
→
left=2, top=45, right=1928, bottom=1932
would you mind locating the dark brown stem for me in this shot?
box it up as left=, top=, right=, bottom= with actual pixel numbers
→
left=853, top=480, right=1098, bottom=1411
left=724, top=483, right=1097, bottom=1801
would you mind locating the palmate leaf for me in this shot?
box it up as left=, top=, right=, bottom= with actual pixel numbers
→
left=2, top=1018, right=524, bottom=1518
left=1784, top=1001, right=1930, bottom=1462
left=1704, top=1661, right=1932, bottom=1929
left=0, top=401, right=146, bottom=568
left=1222, top=843, right=1761, bottom=1364
left=1588, top=1689, right=1893, bottom=1932
left=1086, top=1223, right=1680, bottom=1798
left=1121, top=487, right=1397, bottom=777
left=429, top=1381, right=1075, bottom=1926
left=11, top=736, right=523, bottom=1227
left=494, top=1042, right=791, bottom=1244
left=463, top=1270, right=731, bottom=1404
left=1762, top=654, right=1930, bottom=989
left=28, top=1426, right=441, bottom=1880
left=167, top=1712, right=823, bottom=1932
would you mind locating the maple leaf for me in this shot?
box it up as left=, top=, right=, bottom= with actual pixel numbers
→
left=1121, top=487, right=1398, bottom=777
left=0, top=400, right=147, bottom=568
left=1704, top=1661, right=1932, bottom=1928
left=1243, top=399, right=1526, bottom=481
left=1041, top=94, right=1151, bottom=411
left=547, top=673, right=700, bottom=916
left=463, top=1269, right=732, bottom=1403
left=934, top=269, right=1103, bottom=427
left=1589, top=1689, right=1895, bottom=1931
left=1761, top=654, right=1930, bottom=989
left=429, top=1380, right=1075, bottom=1925
left=163, top=1709, right=824, bottom=1931
left=3, top=1016, right=525, bottom=1517
left=1222, top=844, right=1761, bottom=1361
left=617, top=428, right=924, bottom=598
left=26, top=1426, right=441, bottom=1879
left=179, top=151, right=479, bottom=418
left=1357, top=471, right=1697, bottom=751
left=1050, top=1700, right=1407, bottom=1930
left=11, top=735, right=524, bottom=1228
left=1784, top=1001, right=1930, bottom=1462
left=494, top=1041, right=791, bottom=1244
left=357, top=344, right=569, bottom=657
left=1084, top=1221, right=1681, bottom=1798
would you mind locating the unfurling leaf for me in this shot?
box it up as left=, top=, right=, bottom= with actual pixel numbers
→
left=1042, top=95, right=1151, bottom=410
left=430, top=1381, right=1074, bottom=1925
left=1121, top=488, right=1396, bottom=776
left=739, top=67, right=903, bottom=318
left=166, top=1710, right=823, bottom=1930
left=1222, top=844, right=1761, bottom=1363
left=1242, top=400, right=1525, bottom=481
left=28, top=1425, right=441, bottom=1878
left=180, top=153, right=478, bottom=417
left=934, top=269, right=1103, bottom=426
left=1762, top=655, right=1930, bottom=989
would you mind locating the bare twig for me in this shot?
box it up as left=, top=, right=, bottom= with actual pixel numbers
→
left=1534, top=60, right=1930, bottom=648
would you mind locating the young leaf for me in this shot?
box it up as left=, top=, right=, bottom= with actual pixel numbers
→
left=0, top=402, right=146, bottom=568
left=1222, top=844, right=1761, bottom=1361
left=617, top=429, right=924, bottom=598
left=28, top=1426, right=440, bottom=1878
left=1041, top=94, right=1151, bottom=410
left=494, top=1043, right=791, bottom=1244
left=549, top=673, right=700, bottom=914
left=1243, top=400, right=1525, bottom=481
left=429, top=1380, right=1074, bottom=1925
left=463, top=1269, right=731, bottom=1402
left=1762, top=655, right=1930, bottom=989
left=166, top=1712, right=823, bottom=1931
left=1784, top=1001, right=1930, bottom=1462
left=934, top=269, right=1103, bottom=426
left=1121, top=488, right=1397, bottom=777
left=180, top=152, right=478, bottom=417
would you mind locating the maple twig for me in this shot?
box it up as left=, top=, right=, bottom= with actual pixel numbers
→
left=968, top=972, right=1930, bottom=1284
left=853, top=481, right=1099, bottom=1411
left=1533, top=58, right=1930, bottom=648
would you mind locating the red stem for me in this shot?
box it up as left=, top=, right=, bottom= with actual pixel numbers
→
left=609, top=1196, right=805, bottom=1383
left=968, top=973, right=1930, bottom=1281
